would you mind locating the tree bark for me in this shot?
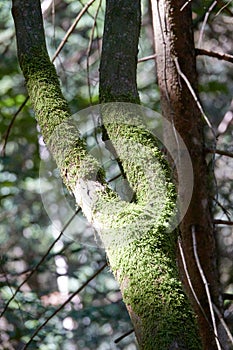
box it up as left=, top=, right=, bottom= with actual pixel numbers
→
left=99, top=0, right=140, bottom=103
left=151, top=0, right=225, bottom=349
left=13, top=0, right=204, bottom=349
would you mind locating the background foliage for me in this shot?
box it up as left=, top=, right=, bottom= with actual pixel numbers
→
left=0, top=0, right=232, bottom=349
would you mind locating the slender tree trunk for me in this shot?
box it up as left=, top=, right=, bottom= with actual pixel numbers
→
left=99, top=0, right=140, bottom=103
left=151, top=0, right=225, bottom=349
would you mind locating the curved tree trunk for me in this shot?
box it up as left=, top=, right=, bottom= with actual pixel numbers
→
left=12, top=0, right=211, bottom=349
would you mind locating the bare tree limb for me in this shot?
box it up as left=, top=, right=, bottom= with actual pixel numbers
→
left=22, top=262, right=107, bottom=350
left=196, top=48, right=233, bottom=64
left=174, top=56, right=216, bottom=137
left=114, top=328, right=134, bottom=343
left=213, top=304, right=233, bottom=346
left=206, top=148, right=233, bottom=158
left=192, top=226, right=222, bottom=350
left=1, top=96, right=29, bottom=157
left=211, top=196, right=231, bottom=221
left=86, top=0, right=102, bottom=104
left=138, top=54, right=156, bottom=63
left=223, top=293, right=233, bottom=301
left=0, top=208, right=81, bottom=318
left=214, top=220, right=233, bottom=226
left=198, top=1, right=217, bottom=48
left=1, top=0, right=96, bottom=156
left=52, top=0, right=96, bottom=60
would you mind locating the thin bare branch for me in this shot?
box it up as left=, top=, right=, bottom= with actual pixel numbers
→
left=137, top=49, right=233, bottom=65
left=206, top=148, right=233, bottom=158
left=214, top=220, right=233, bottom=226
left=0, top=265, right=25, bottom=323
left=114, top=329, right=134, bottom=343
left=174, top=57, right=216, bottom=138
left=138, top=54, right=156, bottom=63
left=196, top=48, right=233, bottom=64
left=192, top=225, right=222, bottom=350
left=52, top=0, right=96, bottom=62
left=22, top=262, right=107, bottom=349
left=1, top=96, right=29, bottom=157
left=213, top=304, right=233, bottom=346
left=178, top=237, right=209, bottom=318
left=211, top=196, right=231, bottom=221
left=0, top=208, right=81, bottom=318
left=180, top=0, right=193, bottom=12
left=223, top=293, right=233, bottom=301
left=198, top=0, right=217, bottom=48
left=86, top=0, right=102, bottom=104
left=215, top=0, right=233, bottom=17
left=2, top=0, right=96, bottom=154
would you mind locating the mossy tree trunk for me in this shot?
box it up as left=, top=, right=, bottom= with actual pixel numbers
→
left=151, top=0, right=225, bottom=349
left=11, top=0, right=220, bottom=349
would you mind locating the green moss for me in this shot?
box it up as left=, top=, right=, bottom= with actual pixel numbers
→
left=99, top=86, right=140, bottom=104
left=21, top=48, right=201, bottom=349
left=21, top=48, right=71, bottom=141
left=20, top=48, right=102, bottom=190
left=93, top=114, right=202, bottom=349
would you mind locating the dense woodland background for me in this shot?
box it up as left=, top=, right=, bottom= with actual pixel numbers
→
left=0, top=0, right=233, bottom=349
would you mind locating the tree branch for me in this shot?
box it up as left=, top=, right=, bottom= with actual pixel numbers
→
left=22, top=262, right=107, bottom=350
left=206, top=147, right=233, bottom=158
left=2, top=0, right=96, bottom=156
left=0, top=208, right=81, bottom=318
left=114, top=328, right=134, bottom=343
left=196, top=48, right=233, bottom=64
left=214, top=219, right=233, bottom=226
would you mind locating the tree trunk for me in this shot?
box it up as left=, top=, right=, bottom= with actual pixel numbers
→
left=151, top=0, right=225, bottom=349
left=12, top=0, right=210, bottom=349
left=99, top=0, right=140, bottom=103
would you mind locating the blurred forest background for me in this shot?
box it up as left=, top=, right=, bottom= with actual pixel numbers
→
left=0, top=0, right=233, bottom=349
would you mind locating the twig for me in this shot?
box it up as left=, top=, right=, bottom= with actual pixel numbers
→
left=138, top=54, right=156, bottom=63
left=180, top=0, right=193, bottom=12
left=192, top=225, right=222, bottom=350
left=211, top=196, right=231, bottom=221
left=213, top=303, right=233, bottom=346
left=52, top=0, right=96, bottom=61
left=138, top=50, right=232, bottom=66
left=2, top=0, right=96, bottom=155
left=214, top=220, right=233, bottom=226
left=198, top=0, right=217, bottom=48
left=0, top=208, right=81, bottom=318
left=223, top=293, right=233, bottom=301
left=174, top=57, right=216, bottom=138
left=1, top=96, right=29, bottom=157
left=21, top=262, right=107, bottom=350
left=196, top=48, right=233, bottom=64
left=215, top=0, right=233, bottom=17
left=86, top=0, right=102, bottom=104
left=206, top=147, right=233, bottom=159
left=114, top=329, right=134, bottom=343
left=178, top=237, right=209, bottom=319
left=0, top=265, right=24, bottom=324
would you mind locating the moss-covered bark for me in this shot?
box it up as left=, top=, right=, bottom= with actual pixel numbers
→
left=13, top=0, right=202, bottom=349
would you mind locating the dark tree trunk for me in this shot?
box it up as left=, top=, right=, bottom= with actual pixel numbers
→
left=99, top=0, right=141, bottom=103
left=151, top=0, right=225, bottom=349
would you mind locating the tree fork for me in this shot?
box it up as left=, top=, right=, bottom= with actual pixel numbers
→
left=13, top=0, right=204, bottom=348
